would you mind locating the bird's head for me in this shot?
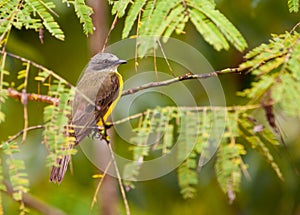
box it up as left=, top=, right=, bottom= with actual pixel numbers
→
left=88, top=52, right=127, bottom=72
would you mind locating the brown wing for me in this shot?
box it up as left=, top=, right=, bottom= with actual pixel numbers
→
left=71, top=71, right=120, bottom=144
left=94, top=73, right=120, bottom=124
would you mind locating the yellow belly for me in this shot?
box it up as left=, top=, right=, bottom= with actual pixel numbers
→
left=97, top=72, right=123, bottom=126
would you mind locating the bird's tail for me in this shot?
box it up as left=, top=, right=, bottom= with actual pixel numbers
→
left=49, top=144, right=74, bottom=183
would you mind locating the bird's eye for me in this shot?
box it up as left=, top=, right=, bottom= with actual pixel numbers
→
left=103, top=59, right=108, bottom=64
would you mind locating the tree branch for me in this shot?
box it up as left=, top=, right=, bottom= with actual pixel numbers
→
left=4, top=182, right=66, bottom=215
left=7, top=88, right=59, bottom=106
left=121, top=67, right=243, bottom=96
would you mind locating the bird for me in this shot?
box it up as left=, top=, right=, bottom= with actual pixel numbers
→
left=50, top=52, right=127, bottom=183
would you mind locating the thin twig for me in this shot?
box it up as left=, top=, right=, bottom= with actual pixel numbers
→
left=156, top=38, right=175, bottom=76
left=21, top=63, right=30, bottom=142
left=6, top=125, right=44, bottom=143
left=0, top=51, right=74, bottom=88
left=290, top=21, right=300, bottom=33
left=101, top=13, right=118, bottom=52
left=107, top=143, right=131, bottom=215
left=90, top=159, right=113, bottom=210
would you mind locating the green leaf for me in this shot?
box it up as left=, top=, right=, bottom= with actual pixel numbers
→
left=7, top=158, right=29, bottom=201
left=123, top=162, right=141, bottom=188
left=42, top=82, right=75, bottom=167
left=122, top=0, right=148, bottom=38
left=111, top=0, right=131, bottom=17
left=139, top=0, right=179, bottom=36
left=119, top=0, right=247, bottom=56
left=177, top=155, right=198, bottom=199
left=25, top=0, right=65, bottom=40
left=238, top=114, right=283, bottom=180
left=190, top=7, right=228, bottom=50
left=0, top=0, right=18, bottom=33
left=189, top=0, right=247, bottom=51
left=177, top=111, right=200, bottom=161
left=72, top=0, right=94, bottom=35
left=272, top=73, right=300, bottom=117
left=0, top=159, right=6, bottom=192
left=215, top=142, right=246, bottom=203
left=287, top=40, right=300, bottom=80
left=288, top=0, right=299, bottom=12
left=1, top=140, right=30, bottom=213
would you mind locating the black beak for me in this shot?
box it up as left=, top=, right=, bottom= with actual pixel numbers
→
left=118, top=59, right=127, bottom=64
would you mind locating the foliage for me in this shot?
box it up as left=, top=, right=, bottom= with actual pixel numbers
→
left=0, top=52, right=76, bottom=213
left=37, top=77, right=76, bottom=168
left=0, top=0, right=300, bottom=212
left=0, top=140, right=30, bottom=214
left=288, top=0, right=300, bottom=12
left=110, top=0, right=248, bottom=56
left=122, top=106, right=283, bottom=201
left=71, top=0, right=94, bottom=35
left=238, top=31, right=300, bottom=118
left=238, top=113, right=283, bottom=180
left=0, top=53, right=9, bottom=124
left=0, top=0, right=91, bottom=212
left=215, top=142, right=245, bottom=204
left=0, top=0, right=94, bottom=45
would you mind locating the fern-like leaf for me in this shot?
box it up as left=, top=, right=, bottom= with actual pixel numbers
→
left=16, top=3, right=42, bottom=30
left=139, top=0, right=179, bottom=36
left=111, top=0, right=131, bottom=17
left=189, top=0, right=247, bottom=52
left=215, top=142, right=246, bottom=203
left=122, top=106, right=282, bottom=200
left=0, top=159, right=5, bottom=192
left=42, top=81, right=76, bottom=167
left=239, top=32, right=300, bottom=117
left=238, top=114, right=283, bottom=180
left=272, top=73, right=300, bottom=117
left=287, top=40, right=300, bottom=80
left=115, top=0, right=247, bottom=56
left=177, top=153, right=198, bottom=199
left=122, top=0, right=148, bottom=38
left=0, top=54, right=9, bottom=124
left=25, top=0, right=65, bottom=40
left=177, top=111, right=202, bottom=198
left=123, top=109, right=152, bottom=187
left=189, top=8, right=228, bottom=51
left=288, top=0, right=299, bottom=12
left=1, top=140, right=30, bottom=213
left=72, top=0, right=94, bottom=35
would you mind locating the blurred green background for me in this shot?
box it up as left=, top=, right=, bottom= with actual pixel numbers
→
left=1, top=0, right=300, bottom=214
